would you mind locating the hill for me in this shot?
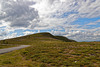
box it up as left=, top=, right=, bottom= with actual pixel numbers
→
left=0, top=32, right=100, bottom=67
left=54, top=36, right=76, bottom=42
left=0, top=32, right=76, bottom=44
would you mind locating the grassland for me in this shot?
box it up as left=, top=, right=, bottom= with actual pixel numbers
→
left=0, top=44, right=19, bottom=49
left=0, top=32, right=100, bottom=67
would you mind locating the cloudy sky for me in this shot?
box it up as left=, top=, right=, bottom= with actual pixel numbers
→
left=0, top=0, right=100, bottom=41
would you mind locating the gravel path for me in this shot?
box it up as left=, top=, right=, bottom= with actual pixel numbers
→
left=0, top=45, right=30, bottom=54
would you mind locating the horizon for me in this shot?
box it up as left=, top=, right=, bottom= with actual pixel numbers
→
left=0, top=0, right=100, bottom=42
left=0, top=32, right=99, bottom=42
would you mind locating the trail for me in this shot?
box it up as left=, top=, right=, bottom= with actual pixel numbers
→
left=0, top=45, right=30, bottom=54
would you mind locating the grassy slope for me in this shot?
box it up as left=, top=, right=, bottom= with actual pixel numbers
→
left=0, top=32, right=100, bottom=67
left=0, top=32, right=76, bottom=45
left=54, top=36, right=76, bottom=42
left=0, top=44, right=19, bottom=49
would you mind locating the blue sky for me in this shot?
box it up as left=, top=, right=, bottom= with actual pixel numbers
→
left=0, top=0, right=100, bottom=41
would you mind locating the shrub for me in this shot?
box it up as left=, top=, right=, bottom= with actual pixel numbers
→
left=62, top=60, right=72, bottom=66
left=3, top=60, right=12, bottom=64
left=22, top=51, right=29, bottom=55
left=31, top=54, right=40, bottom=58
left=40, top=57, right=48, bottom=63
left=39, top=63, right=47, bottom=67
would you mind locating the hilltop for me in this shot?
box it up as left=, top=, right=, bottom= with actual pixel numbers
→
left=0, top=32, right=76, bottom=44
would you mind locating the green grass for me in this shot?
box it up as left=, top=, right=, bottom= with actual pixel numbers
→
left=0, top=44, right=19, bottom=49
left=0, top=32, right=100, bottom=67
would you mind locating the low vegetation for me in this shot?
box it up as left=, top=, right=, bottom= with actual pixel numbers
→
left=0, top=32, right=100, bottom=67
left=0, top=44, right=19, bottom=49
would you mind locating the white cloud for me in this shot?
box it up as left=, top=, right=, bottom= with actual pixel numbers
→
left=0, top=30, right=8, bottom=40
left=78, top=0, right=100, bottom=18
left=0, top=0, right=100, bottom=41
left=67, top=31, right=100, bottom=42
left=0, top=0, right=39, bottom=28
left=23, top=31, right=35, bottom=35
left=6, top=33, right=17, bottom=39
left=1, top=0, right=100, bottom=30
left=87, top=19, right=100, bottom=25
left=51, top=29, right=100, bottom=42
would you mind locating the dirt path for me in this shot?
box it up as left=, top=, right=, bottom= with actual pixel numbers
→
left=0, top=45, right=30, bottom=54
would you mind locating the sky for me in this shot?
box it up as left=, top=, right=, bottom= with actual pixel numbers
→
left=0, top=0, right=100, bottom=42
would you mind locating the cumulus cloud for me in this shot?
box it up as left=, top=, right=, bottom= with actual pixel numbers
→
left=0, top=30, right=8, bottom=40
left=0, top=31, right=7, bottom=37
left=23, top=31, right=35, bottom=35
left=87, top=19, right=100, bottom=25
left=0, top=0, right=100, bottom=41
left=51, top=30, right=100, bottom=42
left=67, top=31, right=100, bottom=42
left=0, top=0, right=39, bottom=28
left=1, top=0, right=100, bottom=29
